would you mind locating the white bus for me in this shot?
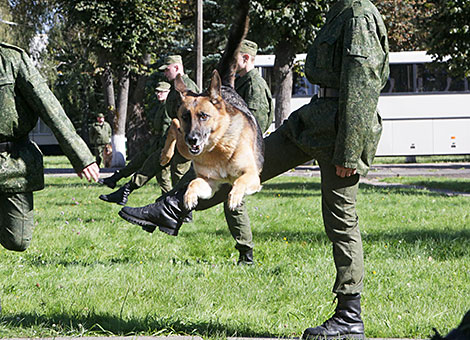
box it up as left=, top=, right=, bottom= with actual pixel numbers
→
left=255, top=51, right=470, bottom=156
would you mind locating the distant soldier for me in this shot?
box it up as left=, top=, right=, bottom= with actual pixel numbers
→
left=0, top=42, right=99, bottom=312
left=89, top=113, right=112, bottom=167
left=223, top=39, right=273, bottom=264
left=99, top=56, right=199, bottom=205
left=99, top=81, right=173, bottom=193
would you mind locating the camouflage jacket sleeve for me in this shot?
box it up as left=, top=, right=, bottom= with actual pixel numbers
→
left=333, top=12, right=387, bottom=169
left=17, top=50, right=95, bottom=172
left=236, top=71, right=273, bottom=134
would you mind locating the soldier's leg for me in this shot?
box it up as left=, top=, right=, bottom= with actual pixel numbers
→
left=318, top=160, right=363, bottom=295
left=223, top=199, right=253, bottom=265
left=302, top=160, right=364, bottom=340
left=100, top=148, right=165, bottom=205
left=170, top=150, right=192, bottom=186
left=0, top=192, right=34, bottom=252
left=119, top=127, right=312, bottom=234
left=156, top=163, right=172, bottom=194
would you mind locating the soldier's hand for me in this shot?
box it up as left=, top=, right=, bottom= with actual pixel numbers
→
left=335, top=165, right=356, bottom=178
left=78, top=162, right=100, bottom=182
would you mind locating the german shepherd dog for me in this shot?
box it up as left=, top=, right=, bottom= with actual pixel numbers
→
left=160, top=0, right=264, bottom=211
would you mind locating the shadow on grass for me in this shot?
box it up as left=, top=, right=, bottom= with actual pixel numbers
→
left=1, top=312, right=277, bottom=338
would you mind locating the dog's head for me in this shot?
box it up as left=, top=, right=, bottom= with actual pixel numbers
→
left=175, top=70, right=230, bottom=156
left=104, top=143, right=113, bottom=155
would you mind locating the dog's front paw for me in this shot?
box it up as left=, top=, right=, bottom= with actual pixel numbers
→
left=183, top=190, right=199, bottom=210
left=160, top=151, right=172, bottom=166
left=227, top=187, right=244, bottom=210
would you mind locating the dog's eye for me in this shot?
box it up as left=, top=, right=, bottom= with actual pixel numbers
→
left=198, top=112, right=209, bottom=121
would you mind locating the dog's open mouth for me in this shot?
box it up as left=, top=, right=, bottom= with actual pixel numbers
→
left=188, top=144, right=202, bottom=155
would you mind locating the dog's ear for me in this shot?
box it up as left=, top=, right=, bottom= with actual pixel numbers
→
left=209, top=70, right=222, bottom=104
left=174, top=74, right=188, bottom=98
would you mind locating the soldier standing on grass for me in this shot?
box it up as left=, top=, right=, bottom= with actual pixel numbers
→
left=99, top=55, right=199, bottom=205
left=0, top=42, right=99, bottom=312
left=99, top=81, right=174, bottom=193
left=118, top=0, right=389, bottom=337
left=89, top=112, right=112, bottom=167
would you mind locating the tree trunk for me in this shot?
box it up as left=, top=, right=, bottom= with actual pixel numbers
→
left=98, top=52, right=116, bottom=125
left=111, top=68, right=130, bottom=167
left=126, top=54, right=152, bottom=158
left=273, top=41, right=297, bottom=128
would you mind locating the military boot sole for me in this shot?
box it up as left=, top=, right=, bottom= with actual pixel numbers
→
left=99, top=194, right=126, bottom=205
left=118, top=210, right=179, bottom=236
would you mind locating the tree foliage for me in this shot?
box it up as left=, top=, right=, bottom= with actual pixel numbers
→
left=420, top=0, right=470, bottom=77
left=375, top=0, right=432, bottom=52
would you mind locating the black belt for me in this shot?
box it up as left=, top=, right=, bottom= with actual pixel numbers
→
left=0, top=137, right=30, bottom=153
left=318, top=87, right=339, bottom=98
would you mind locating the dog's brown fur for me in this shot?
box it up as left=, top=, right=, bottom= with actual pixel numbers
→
left=102, top=143, right=113, bottom=168
left=160, top=0, right=263, bottom=211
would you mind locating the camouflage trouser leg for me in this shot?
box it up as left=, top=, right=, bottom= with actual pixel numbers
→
left=118, top=151, right=150, bottom=178
left=318, top=160, right=363, bottom=295
left=155, top=164, right=172, bottom=194
left=93, top=144, right=105, bottom=167
left=131, top=147, right=165, bottom=189
left=223, top=198, right=253, bottom=254
left=0, top=192, right=34, bottom=252
left=170, top=150, right=192, bottom=187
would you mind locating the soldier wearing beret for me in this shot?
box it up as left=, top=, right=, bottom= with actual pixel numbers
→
left=0, top=42, right=99, bottom=311
left=99, top=56, right=199, bottom=205
left=99, top=81, right=173, bottom=194
left=89, top=112, right=112, bottom=167
left=118, top=0, right=389, bottom=337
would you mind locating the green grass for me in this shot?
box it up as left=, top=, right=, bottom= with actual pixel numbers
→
left=0, top=175, right=469, bottom=339
left=43, top=155, right=72, bottom=169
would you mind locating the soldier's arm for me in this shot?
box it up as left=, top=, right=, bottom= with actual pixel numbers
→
left=243, top=82, right=271, bottom=133
left=16, top=50, right=97, bottom=177
left=332, top=13, right=385, bottom=170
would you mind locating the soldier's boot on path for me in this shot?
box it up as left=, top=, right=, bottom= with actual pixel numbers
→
left=99, top=182, right=135, bottom=205
left=98, top=170, right=123, bottom=189
left=237, top=248, right=253, bottom=265
left=119, top=189, right=188, bottom=236
left=302, top=293, right=364, bottom=340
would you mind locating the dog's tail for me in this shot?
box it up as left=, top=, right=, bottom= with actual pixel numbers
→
left=216, top=0, right=249, bottom=88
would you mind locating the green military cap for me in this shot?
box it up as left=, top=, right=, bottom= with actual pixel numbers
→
left=158, top=55, right=183, bottom=71
left=155, top=81, right=171, bottom=92
left=239, top=39, right=258, bottom=56
left=97, top=113, right=105, bottom=118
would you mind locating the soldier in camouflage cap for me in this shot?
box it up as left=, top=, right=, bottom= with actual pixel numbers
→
left=99, top=57, right=199, bottom=206
left=0, top=42, right=99, bottom=311
left=118, top=0, right=389, bottom=337
left=98, top=81, right=173, bottom=195
left=89, top=112, right=112, bottom=167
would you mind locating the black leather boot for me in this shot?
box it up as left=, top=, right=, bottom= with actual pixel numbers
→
left=98, top=170, right=123, bottom=189
left=303, top=293, right=364, bottom=340
left=237, top=248, right=253, bottom=265
left=118, top=189, right=189, bottom=236
left=99, top=182, right=134, bottom=205
left=432, top=309, right=470, bottom=340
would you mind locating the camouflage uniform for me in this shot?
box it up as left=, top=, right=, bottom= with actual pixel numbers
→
left=0, top=43, right=95, bottom=251
left=224, top=67, right=273, bottom=259
left=193, top=0, right=389, bottom=294
left=130, top=74, right=199, bottom=190
left=117, top=100, right=173, bottom=193
left=89, top=117, right=111, bottom=167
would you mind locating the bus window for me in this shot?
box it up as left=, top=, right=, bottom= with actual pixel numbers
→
left=382, top=64, right=414, bottom=93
